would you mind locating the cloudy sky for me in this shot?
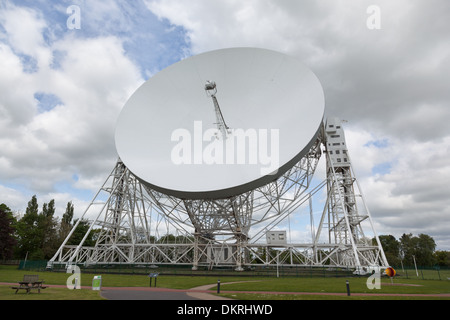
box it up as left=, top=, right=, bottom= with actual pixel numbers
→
left=0, top=0, right=449, bottom=250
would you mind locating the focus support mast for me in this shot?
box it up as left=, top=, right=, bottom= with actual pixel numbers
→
left=205, top=81, right=230, bottom=139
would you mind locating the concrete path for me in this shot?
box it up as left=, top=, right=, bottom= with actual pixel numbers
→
left=100, top=283, right=234, bottom=300
left=100, top=287, right=201, bottom=300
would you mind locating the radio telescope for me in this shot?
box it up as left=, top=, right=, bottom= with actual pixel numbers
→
left=49, top=48, right=389, bottom=273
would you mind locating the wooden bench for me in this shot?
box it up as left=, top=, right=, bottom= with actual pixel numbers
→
left=11, top=275, right=48, bottom=294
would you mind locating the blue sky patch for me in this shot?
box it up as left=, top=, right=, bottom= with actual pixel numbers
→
left=364, top=138, right=389, bottom=148
left=50, top=49, right=67, bottom=69
left=54, top=179, right=94, bottom=201
left=3, top=1, right=190, bottom=79
left=372, top=162, right=392, bottom=175
left=18, top=53, right=39, bottom=73
left=34, top=92, right=63, bottom=113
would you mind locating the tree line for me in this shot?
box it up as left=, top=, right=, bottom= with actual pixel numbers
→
left=0, top=196, right=95, bottom=261
left=378, top=234, right=449, bottom=267
left=1, top=196, right=449, bottom=266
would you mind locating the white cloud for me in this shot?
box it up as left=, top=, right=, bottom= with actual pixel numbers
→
left=0, top=42, right=36, bottom=126
left=345, top=128, right=450, bottom=248
left=0, top=3, right=144, bottom=215
left=0, top=185, right=28, bottom=214
left=0, top=4, right=50, bottom=65
left=145, top=0, right=309, bottom=54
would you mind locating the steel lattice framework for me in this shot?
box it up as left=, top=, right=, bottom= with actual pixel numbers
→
left=48, top=120, right=389, bottom=273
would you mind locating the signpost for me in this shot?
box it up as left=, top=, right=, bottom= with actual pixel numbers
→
left=149, top=273, right=159, bottom=287
left=92, top=275, right=102, bottom=291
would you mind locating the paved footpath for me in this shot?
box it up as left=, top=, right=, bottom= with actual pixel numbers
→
left=100, top=285, right=231, bottom=300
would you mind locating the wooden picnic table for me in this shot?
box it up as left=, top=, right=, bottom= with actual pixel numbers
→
left=11, top=275, right=48, bottom=294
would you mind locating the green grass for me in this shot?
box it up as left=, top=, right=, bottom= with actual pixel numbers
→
left=0, top=265, right=227, bottom=289
left=217, top=277, right=450, bottom=300
left=1, top=265, right=449, bottom=300
left=0, top=285, right=105, bottom=300
left=220, top=277, right=448, bottom=294
left=218, top=292, right=450, bottom=300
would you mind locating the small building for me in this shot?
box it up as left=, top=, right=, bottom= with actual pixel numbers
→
left=266, top=231, right=287, bottom=245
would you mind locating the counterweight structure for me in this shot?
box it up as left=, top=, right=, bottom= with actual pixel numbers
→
left=49, top=119, right=389, bottom=273
left=319, top=118, right=388, bottom=270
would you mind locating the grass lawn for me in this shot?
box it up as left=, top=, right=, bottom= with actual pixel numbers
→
left=218, top=292, right=450, bottom=300
left=1, top=265, right=449, bottom=300
left=0, top=265, right=238, bottom=289
left=217, top=277, right=450, bottom=300
left=0, top=285, right=105, bottom=300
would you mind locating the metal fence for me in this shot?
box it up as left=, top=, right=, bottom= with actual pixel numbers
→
left=392, top=265, right=450, bottom=281
left=17, top=260, right=49, bottom=270
left=0, top=260, right=21, bottom=265
left=14, top=260, right=450, bottom=280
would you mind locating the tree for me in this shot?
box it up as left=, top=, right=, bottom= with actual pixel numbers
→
left=0, top=204, right=17, bottom=260
left=378, top=235, right=401, bottom=266
left=400, top=233, right=437, bottom=266
left=67, top=219, right=97, bottom=247
left=15, top=196, right=41, bottom=259
left=38, top=199, right=59, bottom=259
left=434, top=251, right=450, bottom=267
left=415, top=233, right=436, bottom=266
left=62, top=202, right=74, bottom=225
left=15, top=196, right=59, bottom=260
left=59, top=201, right=74, bottom=242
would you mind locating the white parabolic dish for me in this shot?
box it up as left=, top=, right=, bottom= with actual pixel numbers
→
left=115, top=48, right=325, bottom=199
